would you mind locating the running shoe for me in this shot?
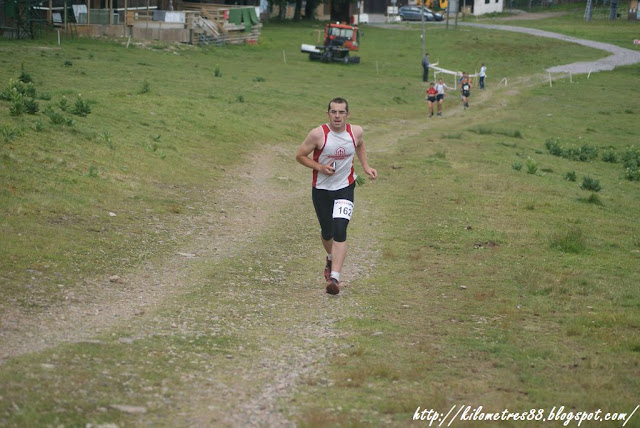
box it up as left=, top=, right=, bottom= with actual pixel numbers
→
left=324, top=257, right=332, bottom=281
left=326, top=277, right=340, bottom=295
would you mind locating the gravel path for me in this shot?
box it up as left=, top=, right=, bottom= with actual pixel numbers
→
left=459, top=22, right=640, bottom=73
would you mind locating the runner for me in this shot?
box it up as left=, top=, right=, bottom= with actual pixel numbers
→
left=435, top=78, right=450, bottom=116
left=426, top=82, right=438, bottom=118
left=295, top=97, right=378, bottom=295
left=461, top=73, right=472, bottom=109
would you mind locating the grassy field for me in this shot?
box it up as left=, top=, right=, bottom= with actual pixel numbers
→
left=1, top=11, right=639, bottom=427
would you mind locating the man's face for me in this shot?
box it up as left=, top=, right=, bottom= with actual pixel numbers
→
left=327, top=102, right=349, bottom=130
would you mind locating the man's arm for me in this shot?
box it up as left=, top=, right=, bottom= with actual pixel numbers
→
left=353, top=125, right=377, bottom=180
left=296, top=127, right=336, bottom=176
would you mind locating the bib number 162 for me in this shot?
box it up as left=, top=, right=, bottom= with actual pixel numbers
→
left=333, top=199, right=354, bottom=220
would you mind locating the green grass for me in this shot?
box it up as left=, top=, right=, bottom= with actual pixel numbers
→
left=1, top=14, right=640, bottom=426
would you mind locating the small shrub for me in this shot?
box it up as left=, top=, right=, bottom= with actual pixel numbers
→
left=99, top=130, right=112, bottom=143
left=580, top=175, right=601, bottom=192
left=253, top=76, right=266, bottom=82
left=545, top=139, right=598, bottom=162
left=9, top=92, right=25, bottom=116
left=512, top=161, right=522, bottom=171
left=562, top=144, right=597, bottom=162
left=564, top=171, right=577, bottom=182
left=70, top=95, right=91, bottom=116
left=621, top=146, right=640, bottom=181
left=236, top=94, right=245, bottom=103
left=526, top=157, right=538, bottom=174
left=545, top=138, right=564, bottom=157
left=58, top=96, right=69, bottom=111
left=23, top=98, right=39, bottom=115
left=214, top=66, right=222, bottom=77
left=63, top=60, right=73, bottom=67
left=19, top=62, right=33, bottom=84
left=45, top=108, right=66, bottom=125
left=1, top=124, right=22, bottom=143
left=601, top=150, right=617, bottom=163
left=550, top=226, right=587, bottom=254
left=34, top=118, right=44, bottom=132
left=625, top=167, right=640, bottom=182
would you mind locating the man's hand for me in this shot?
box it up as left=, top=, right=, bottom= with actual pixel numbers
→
left=364, top=167, right=377, bottom=180
left=321, top=162, right=337, bottom=176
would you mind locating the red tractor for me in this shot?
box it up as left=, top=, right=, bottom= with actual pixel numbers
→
left=301, top=23, right=361, bottom=64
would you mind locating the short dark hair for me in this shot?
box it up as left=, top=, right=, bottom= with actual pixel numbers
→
left=328, top=97, right=349, bottom=113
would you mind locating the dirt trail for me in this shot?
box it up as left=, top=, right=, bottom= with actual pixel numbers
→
left=0, top=146, right=297, bottom=363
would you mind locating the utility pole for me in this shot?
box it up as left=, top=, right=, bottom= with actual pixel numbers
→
left=421, top=2, right=426, bottom=57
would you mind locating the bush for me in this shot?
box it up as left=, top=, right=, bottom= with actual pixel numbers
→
left=545, top=138, right=564, bottom=157
left=545, top=139, right=598, bottom=162
left=526, top=157, right=538, bottom=174
left=512, top=161, right=522, bottom=171
left=564, top=171, right=577, bottom=182
left=601, top=150, right=617, bottom=163
left=23, top=98, right=39, bottom=115
left=621, top=146, right=640, bottom=181
left=580, top=175, right=601, bottom=192
left=70, top=95, right=91, bottom=116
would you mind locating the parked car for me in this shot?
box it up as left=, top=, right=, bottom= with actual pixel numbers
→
left=425, top=7, right=445, bottom=21
left=397, top=5, right=444, bottom=21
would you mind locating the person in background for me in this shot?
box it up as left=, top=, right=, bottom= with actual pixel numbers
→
left=422, top=53, right=430, bottom=83
left=479, top=63, right=487, bottom=90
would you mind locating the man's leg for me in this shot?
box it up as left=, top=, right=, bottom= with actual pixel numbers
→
left=330, top=240, right=347, bottom=278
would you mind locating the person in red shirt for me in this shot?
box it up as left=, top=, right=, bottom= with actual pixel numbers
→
left=425, top=82, right=438, bottom=118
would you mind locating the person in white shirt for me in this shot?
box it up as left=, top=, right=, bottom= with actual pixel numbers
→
left=434, top=78, right=450, bottom=116
left=479, top=63, right=487, bottom=90
left=296, top=97, right=378, bottom=295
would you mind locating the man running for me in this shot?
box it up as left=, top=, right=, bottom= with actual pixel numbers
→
left=461, top=73, right=472, bottom=109
left=296, top=97, right=378, bottom=295
left=435, top=78, right=449, bottom=116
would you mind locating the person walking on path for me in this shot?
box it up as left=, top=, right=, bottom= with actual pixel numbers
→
left=296, top=97, right=378, bottom=295
left=434, top=78, right=449, bottom=116
left=422, top=53, right=430, bottom=83
left=460, top=73, right=472, bottom=109
left=426, top=82, right=438, bottom=118
left=479, top=63, right=487, bottom=89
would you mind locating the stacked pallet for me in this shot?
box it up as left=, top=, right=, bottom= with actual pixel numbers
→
left=180, top=2, right=261, bottom=45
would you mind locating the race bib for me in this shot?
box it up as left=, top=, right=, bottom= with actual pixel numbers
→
left=333, top=199, right=354, bottom=220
